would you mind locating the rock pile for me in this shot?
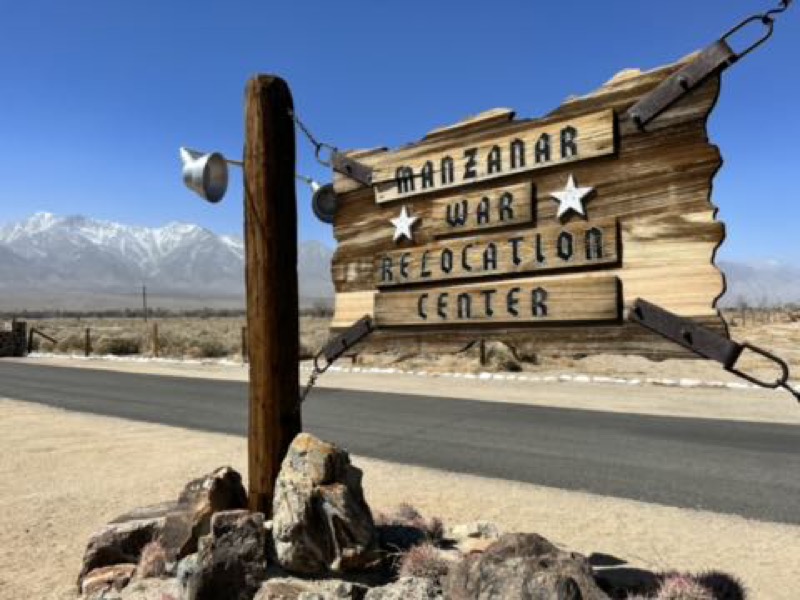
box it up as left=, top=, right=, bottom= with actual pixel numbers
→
left=75, top=433, right=744, bottom=600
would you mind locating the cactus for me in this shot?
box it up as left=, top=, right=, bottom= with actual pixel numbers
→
left=398, top=542, right=450, bottom=585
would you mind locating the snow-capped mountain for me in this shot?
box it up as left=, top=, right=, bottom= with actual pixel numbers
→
left=0, top=213, right=333, bottom=310
left=1, top=213, right=796, bottom=311
left=718, top=259, right=800, bottom=307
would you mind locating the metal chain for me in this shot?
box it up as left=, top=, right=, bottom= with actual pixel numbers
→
left=300, top=367, right=320, bottom=403
left=779, top=382, right=800, bottom=403
left=298, top=316, right=375, bottom=405
left=721, top=0, right=793, bottom=61
left=289, top=109, right=337, bottom=168
left=299, top=351, right=333, bottom=405
left=766, top=0, right=793, bottom=19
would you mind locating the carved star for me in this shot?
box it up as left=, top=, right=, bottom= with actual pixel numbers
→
left=390, top=205, right=419, bottom=242
left=551, top=175, right=594, bottom=219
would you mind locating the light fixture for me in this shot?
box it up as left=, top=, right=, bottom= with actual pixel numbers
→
left=179, top=146, right=337, bottom=223
left=179, top=147, right=232, bottom=203
left=296, top=174, right=338, bottom=224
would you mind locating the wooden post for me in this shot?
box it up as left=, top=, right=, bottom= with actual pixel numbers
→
left=142, top=285, right=148, bottom=323
left=479, top=339, right=488, bottom=367
left=244, top=75, right=302, bottom=514
left=85, top=328, right=91, bottom=357
left=241, top=326, right=248, bottom=363
left=152, top=323, right=159, bottom=358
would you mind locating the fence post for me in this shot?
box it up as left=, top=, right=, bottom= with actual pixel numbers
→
left=244, top=75, right=302, bottom=514
left=152, top=323, right=159, bottom=358
left=85, top=328, right=91, bottom=357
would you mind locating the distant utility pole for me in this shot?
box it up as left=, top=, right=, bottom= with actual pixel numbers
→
left=142, top=284, right=148, bottom=323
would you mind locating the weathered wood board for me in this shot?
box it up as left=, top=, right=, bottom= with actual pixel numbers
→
left=375, top=275, right=621, bottom=326
left=376, top=219, right=619, bottom=288
left=373, top=109, right=616, bottom=204
left=430, top=182, right=535, bottom=237
left=329, top=54, right=728, bottom=359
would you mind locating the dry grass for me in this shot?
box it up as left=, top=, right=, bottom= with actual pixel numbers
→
left=397, top=542, right=450, bottom=585
left=355, top=316, right=800, bottom=385
left=725, top=316, right=800, bottom=377
left=375, top=503, right=445, bottom=552
left=24, top=316, right=331, bottom=360
left=16, top=310, right=800, bottom=387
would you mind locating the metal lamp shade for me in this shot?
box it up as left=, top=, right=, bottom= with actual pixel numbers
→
left=311, top=183, right=338, bottom=224
left=180, top=148, right=229, bottom=203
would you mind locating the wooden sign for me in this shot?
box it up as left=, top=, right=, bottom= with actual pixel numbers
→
left=329, top=54, right=728, bottom=360
left=373, top=109, right=615, bottom=204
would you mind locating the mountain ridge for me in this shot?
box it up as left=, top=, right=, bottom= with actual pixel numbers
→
left=0, top=212, right=332, bottom=310
left=0, top=212, right=797, bottom=311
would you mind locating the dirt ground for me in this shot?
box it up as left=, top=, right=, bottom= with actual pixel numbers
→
left=0, top=398, right=797, bottom=600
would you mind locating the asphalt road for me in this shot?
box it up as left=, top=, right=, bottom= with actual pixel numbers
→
left=0, top=361, right=798, bottom=524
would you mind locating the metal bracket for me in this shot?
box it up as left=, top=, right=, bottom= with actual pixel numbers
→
left=630, top=299, right=743, bottom=367
left=626, top=40, right=737, bottom=130
left=331, top=151, right=374, bottom=187
left=630, top=299, right=799, bottom=402
left=315, top=315, right=375, bottom=373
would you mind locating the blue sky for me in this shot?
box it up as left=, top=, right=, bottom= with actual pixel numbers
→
left=0, top=1, right=797, bottom=262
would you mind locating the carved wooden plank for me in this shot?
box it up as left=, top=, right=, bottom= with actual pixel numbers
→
left=372, top=109, right=616, bottom=204
left=430, top=182, right=534, bottom=237
left=376, top=219, right=619, bottom=288
left=374, top=275, right=621, bottom=326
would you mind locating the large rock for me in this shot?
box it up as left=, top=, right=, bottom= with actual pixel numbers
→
left=443, top=533, right=609, bottom=600
left=96, top=578, right=182, bottom=600
left=254, top=577, right=368, bottom=599
left=159, top=466, right=248, bottom=560
left=191, top=510, right=269, bottom=600
left=81, top=563, right=137, bottom=597
left=176, top=553, right=200, bottom=600
left=78, top=505, right=170, bottom=587
left=364, top=577, right=442, bottom=600
left=272, top=433, right=379, bottom=575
